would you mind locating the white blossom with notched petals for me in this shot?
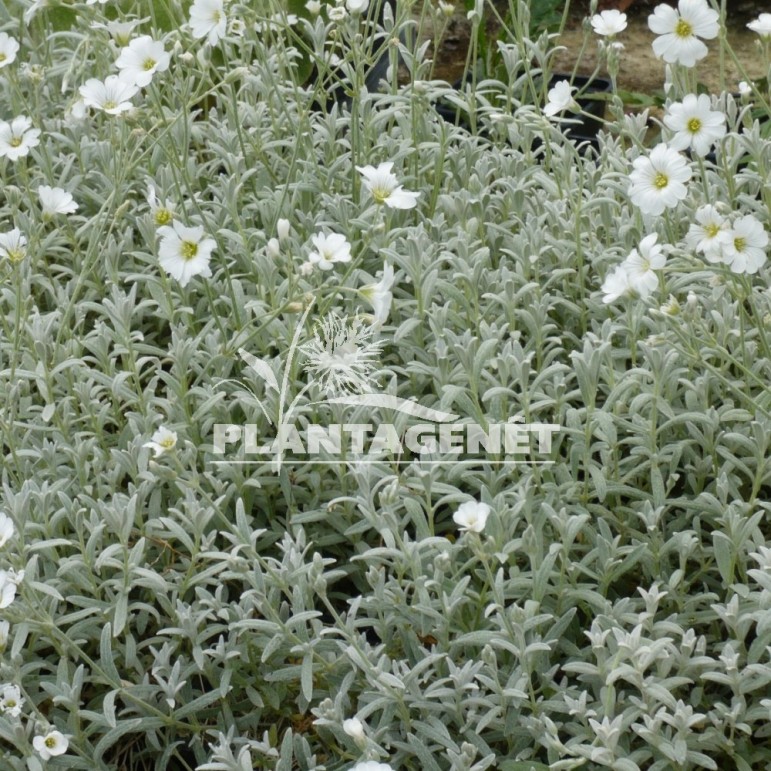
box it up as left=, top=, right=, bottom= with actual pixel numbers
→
left=544, top=80, right=576, bottom=118
left=0, top=685, right=23, bottom=718
left=33, top=730, right=69, bottom=760
left=116, top=36, right=171, bottom=87
left=623, top=234, right=666, bottom=297
left=453, top=500, right=491, bottom=533
left=663, top=94, right=726, bottom=156
left=308, top=232, right=352, bottom=270
left=38, top=186, right=78, bottom=216
left=628, top=144, right=691, bottom=216
left=718, top=215, right=768, bottom=274
left=143, top=426, right=178, bottom=457
left=601, top=265, right=634, bottom=304
left=360, top=262, right=395, bottom=324
left=356, top=162, right=420, bottom=209
left=157, top=221, right=216, bottom=287
left=0, top=229, right=27, bottom=263
left=648, top=0, right=719, bottom=67
left=591, top=10, right=627, bottom=36
left=747, top=13, right=771, bottom=38
left=79, top=74, right=139, bottom=115
left=0, top=116, right=40, bottom=161
left=0, top=33, right=20, bottom=69
left=686, top=204, right=728, bottom=260
left=189, top=0, right=227, bottom=45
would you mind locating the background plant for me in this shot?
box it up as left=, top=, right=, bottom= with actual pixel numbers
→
left=0, top=0, right=770, bottom=769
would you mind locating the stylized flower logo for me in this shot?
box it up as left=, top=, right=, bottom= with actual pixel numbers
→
left=300, top=313, right=384, bottom=397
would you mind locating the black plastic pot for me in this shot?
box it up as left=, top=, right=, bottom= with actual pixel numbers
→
left=433, top=72, right=612, bottom=153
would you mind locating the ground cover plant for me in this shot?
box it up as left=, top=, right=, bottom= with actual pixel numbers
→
left=0, top=0, right=770, bottom=768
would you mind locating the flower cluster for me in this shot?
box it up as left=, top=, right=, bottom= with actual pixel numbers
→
left=602, top=234, right=666, bottom=303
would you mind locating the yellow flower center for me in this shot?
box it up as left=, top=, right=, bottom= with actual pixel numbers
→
left=705, top=223, right=720, bottom=238
left=143, top=57, right=157, bottom=71
left=7, top=248, right=25, bottom=263
left=9, top=137, right=21, bottom=147
left=734, top=237, right=746, bottom=252
left=160, top=437, right=176, bottom=449
left=155, top=208, right=172, bottom=226
left=675, top=18, right=693, bottom=38
left=653, top=172, right=669, bottom=189
left=181, top=241, right=198, bottom=260
left=5, top=699, right=15, bottom=708
left=212, top=10, right=221, bottom=22
left=0, top=54, right=6, bottom=63
left=45, top=737, right=56, bottom=749
left=687, top=117, right=702, bottom=134
left=372, top=188, right=388, bottom=204
left=102, top=100, right=118, bottom=111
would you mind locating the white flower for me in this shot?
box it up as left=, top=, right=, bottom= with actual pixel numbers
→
left=308, top=232, right=352, bottom=270
left=79, top=75, right=139, bottom=115
left=360, top=262, right=395, bottom=324
left=623, top=234, right=666, bottom=297
left=346, top=0, right=368, bottom=13
left=147, top=185, right=175, bottom=226
left=544, top=79, right=576, bottom=117
left=0, top=513, right=14, bottom=548
left=342, top=716, right=366, bottom=740
left=115, top=36, right=171, bottom=88
left=747, top=13, right=771, bottom=38
left=738, top=80, right=751, bottom=97
left=718, top=215, right=768, bottom=275
left=648, top=0, right=719, bottom=67
left=356, top=162, right=420, bottom=209
left=0, top=569, right=22, bottom=609
left=0, top=32, right=20, bottom=69
left=601, top=264, right=634, bottom=304
left=453, top=500, right=491, bottom=533
left=591, top=10, right=627, bottom=36
left=328, top=5, right=347, bottom=21
left=438, top=0, right=454, bottom=17
left=277, top=218, right=291, bottom=242
left=38, top=185, right=78, bottom=216
left=299, top=260, right=315, bottom=276
left=157, top=221, right=216, bottom=287
left=686, top=204, right=728, bottom=260
left=143, top=426, right=178, bottom=457
left=349, top=763, right=394, bottom=771
left=33, top=730, right=69, bottom=760
left=0, top=229, right=27, bottom=264
left=305, top=0, right=321, bottom=14
left=0, top=685, right=23, bottom=718
left=628, top=144, right=692, bottom=216
left=90, top=18, right=149, bottom=46
left=190, top=0, right=227, bottom=45
left=663, top=94, right=726, bottom=156
left=267, top=237, right=281, bottom=258
left=0, top=116, right=40, bottom=161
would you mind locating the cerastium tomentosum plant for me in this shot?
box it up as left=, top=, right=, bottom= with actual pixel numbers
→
left=0, top=0, right=769, bottom=768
